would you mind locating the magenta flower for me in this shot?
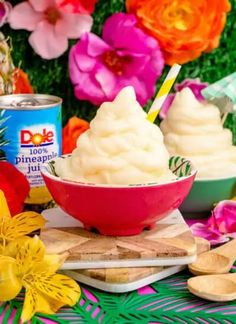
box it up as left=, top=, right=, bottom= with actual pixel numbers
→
left=160, top=78, right=209, bottom=119
left=188, top=200, right=236, bottom=245
left=189, top=222, right=228, bottom=246
left=69, top=13, right=164, bottom=106
left=208, top=200, right=236, bottom=234
left=8, top=0, right=93, bottom=59
left=0, top=1, right=11, bottom=27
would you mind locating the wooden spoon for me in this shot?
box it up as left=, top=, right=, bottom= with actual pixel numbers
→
left=188, top=239, right=236, bottom=276
left=187, top=273, right=236, bottom=302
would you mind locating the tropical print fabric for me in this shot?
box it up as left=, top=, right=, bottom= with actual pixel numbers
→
left=1, top=266, right=236, bottom=323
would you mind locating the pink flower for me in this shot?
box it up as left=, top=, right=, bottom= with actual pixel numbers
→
left=8, top=0, right=93, bottom=59
left=56, top=0, right=97, bottom=14
left=189, top=222, right=229, bottom=246
left=208, top=200, right=236, bottom=234
left=69, top=13, right=164, bottom=106
left=188, top=200, right=236, bottom=245
left=0, top=1, right=11, bottom=27
left=160, top=78, right=209, bottom=119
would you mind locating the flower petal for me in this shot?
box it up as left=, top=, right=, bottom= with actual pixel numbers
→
left=73, top=73, right=107, bottom=105
left=103, top=13, right=159, bottom=56
left=189, top=222, right=229, bottom=246
left=56, top=0, right=96, bottom=14
left=35, top=291, right=64, bottom=314
left=29, top=0, right=55, bottom=12
left=16, top=236, right=45, bottom=273
left=21, top=285, right=64, bottom=322
left=21, top=286, right=38, bottom=322
left=119, top=76, right=148, bottom=105
left=4, top=211, right=46, bottom=241
left=56, top=13, right=92, bottom=38
left=31, top=253, right=68, bottom=273
left=159, top=94, right=175, bottom=119
left=95, top=66, right=117, bottom=98
left=62, top=116, right=89, bottom=154
left=3, top=236, right=31, bottom=258
left=69, top=33, right=109, bottom=77
left=10, top=239, right=66, bottom=277
left=8, top=2, right=43, bottom=31
left=13, top=68, right=34, bottom=94
left=86, top=33, right=110, bottom=57
left=69, top=40, right=97, bottom=74
left=0, top=190, right=11, bottom=219
left=0, top=256, right=22, bottom=301
left=29, top=21, right=68, bottom=59
left=175, top=78, right=208, bottom=101
left=0, top=1, right=12, bottom=27
left=208, top=200, right=236, bottom=234
left=24, top=272, right=81, bottom=307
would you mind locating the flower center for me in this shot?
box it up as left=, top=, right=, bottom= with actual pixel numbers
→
left=102, top=50, right=130, bottom=76
left=163, top=1, right=196, bottom=31
left=45, top=7, right=61, bottom=25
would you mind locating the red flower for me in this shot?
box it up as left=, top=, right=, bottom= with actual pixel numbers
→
left=0, top=161, right=30, bottom=216
left=13, top=68, right=33, bottom=94
left=62, top=116, right=89, bottom=154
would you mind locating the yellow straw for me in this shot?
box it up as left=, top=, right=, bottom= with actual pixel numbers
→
left=147, top=64, right=181, bottom=123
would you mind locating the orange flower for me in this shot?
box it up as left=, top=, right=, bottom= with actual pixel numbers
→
left=62, top=116, right=89, bottom=154
left=126, top=0, right=231, bottom=65
left=13, top=68, right=33, bottom=94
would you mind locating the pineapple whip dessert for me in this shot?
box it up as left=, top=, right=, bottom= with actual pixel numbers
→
left=55, top=87, right=175, bottom=185
left=160, top=87, right=236, bottom=179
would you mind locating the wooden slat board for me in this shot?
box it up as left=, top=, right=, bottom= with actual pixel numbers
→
left=61, top=237, right=209, bottom=293
left=63, top=265, right=186, bottom=293
left=41, top=208, right=197, bottom=269
left=66, top=237, right=209, bottom=283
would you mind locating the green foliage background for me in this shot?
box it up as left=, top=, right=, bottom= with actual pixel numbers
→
left=1, top=0, right=236, bottom=131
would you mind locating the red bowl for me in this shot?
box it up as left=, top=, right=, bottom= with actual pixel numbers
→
left=41, top=156, right=196, bottom=236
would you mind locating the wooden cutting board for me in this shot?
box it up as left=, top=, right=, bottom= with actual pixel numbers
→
left=41, top=208, right=197, bottom=269
left=62, top=237, right=210, bottom=293
left=67, top=237, right=209, bottom=283
left=63, top=266, right=186, bottom=293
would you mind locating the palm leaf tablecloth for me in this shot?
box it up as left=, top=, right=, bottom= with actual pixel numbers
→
left=1, top=266, right=236, bottom=324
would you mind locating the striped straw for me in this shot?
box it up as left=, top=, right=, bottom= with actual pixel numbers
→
left=147, top=64, right=181, bottom=123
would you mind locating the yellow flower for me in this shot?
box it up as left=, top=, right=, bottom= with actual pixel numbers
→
left=0, top=189, right=46, bottom=253
left=0, top=236, right=81, bottom=322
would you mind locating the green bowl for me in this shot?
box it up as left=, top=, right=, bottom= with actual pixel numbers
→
left=180, top=175, right=236, bottom=217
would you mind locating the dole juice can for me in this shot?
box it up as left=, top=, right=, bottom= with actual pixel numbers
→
left=0, top=94, right=62, bottom=205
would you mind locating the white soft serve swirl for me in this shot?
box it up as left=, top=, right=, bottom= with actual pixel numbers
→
left=55, top=86, right=175, bottom=185
left=160, top=87, right=236, bottom=179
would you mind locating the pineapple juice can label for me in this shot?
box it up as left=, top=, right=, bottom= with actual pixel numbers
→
left=0, top=94, right=62, bottom=205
